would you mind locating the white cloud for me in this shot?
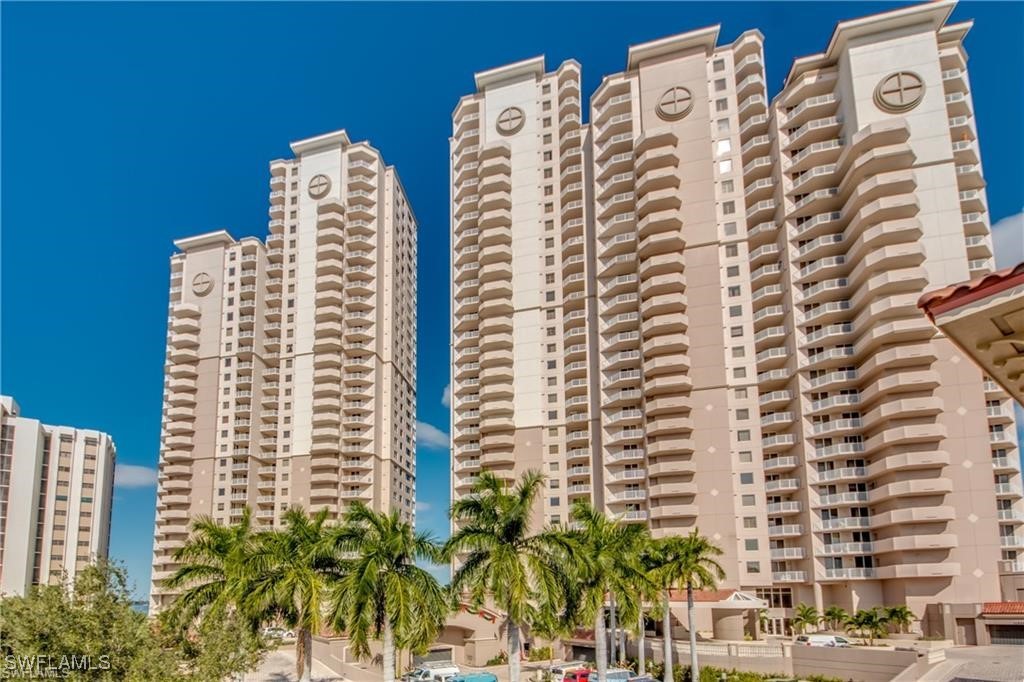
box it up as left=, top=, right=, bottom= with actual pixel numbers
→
left=114, top=464, right=158, bottom=488
left=416, top=501, right=432, bottom=513
left=417, top=421, right=450, bottom=450
left=441, top=384, right=451, bottom=408
left=991, top=211, right=1024, bottom=269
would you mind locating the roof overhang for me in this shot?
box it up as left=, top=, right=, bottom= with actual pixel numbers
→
left=173, top=230, right=235, bottom=252
left=785, top=0, right=957, bottom=87
left=919, top=262, right=1024, bottom=405
left=290, top=129, right=351, bottom=156
left=475, top=56, right=545, bottom=91
left=627, top=25, right=720, bottom=71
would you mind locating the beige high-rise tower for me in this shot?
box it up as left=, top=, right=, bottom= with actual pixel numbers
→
left=0, top=396, right=116, bottom=597
left=449, top=0, right=1021, bottom=624
left=151, top=130, right=417, bottom=612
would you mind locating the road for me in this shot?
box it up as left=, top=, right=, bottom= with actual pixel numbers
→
left=239, top=646, right=345, bottom=682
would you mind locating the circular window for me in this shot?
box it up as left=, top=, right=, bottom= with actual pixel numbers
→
left=656, top=86, right=694, bottom=121
left=496, top=107, right=525, bottom=135
left=191, top=272, right=213, bottom=297
left=874, top=72, right=925, bottom=113
left=308, top=174, right=331, bottom=199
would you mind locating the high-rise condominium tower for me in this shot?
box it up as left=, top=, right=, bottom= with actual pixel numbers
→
left=449, top=0, right=1022, bottom=621
left=0, top=396, right=116, bottom=596
left=151, top=130, right=417, bottom=611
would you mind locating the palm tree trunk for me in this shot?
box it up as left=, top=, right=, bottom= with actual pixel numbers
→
left=638, top=611, right=646, bottom=676
left=594, top=608, right=607, bottom=682
left=618, top=624, right=626, bottom=665
left=297, top=627, right=313, bottom=682
left=687, top=583, right=698, bottom=682
left=383, top=620, right=397, bottom=682
left=662, top=591, right=672, bottom=682
left=508, top=621, right=521, bottom=682
left=609, top=592, right=618, bottom=666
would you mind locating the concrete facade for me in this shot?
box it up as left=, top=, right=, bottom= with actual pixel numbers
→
left=449, top=0, right=1020, bottom=627
left=151, top=130, right=417, bottom=611
left=0, top=396, right=116, bottom=596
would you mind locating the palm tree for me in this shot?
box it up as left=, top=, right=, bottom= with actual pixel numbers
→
left=244, top=507, right=335, bottom=682
left=791, top=603, right=820, bottom=635
left=163, top=507, right=259, bottom=629
left=648, top=531, right=725, bottom=682
left=635, top=541, right=664, bottom=676
left=445, top=471, right=575, bottom=682
left=884, top=605, right=914, bottom=635
left=846, top=608, right=888, bottom=646
left=822, top=606, right=848, bottom=633
left=567, top=502, right=652, bottom=681
left=322, top=502, right=448, bottom=682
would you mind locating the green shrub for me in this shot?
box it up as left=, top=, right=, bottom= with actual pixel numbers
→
left=528, top=646, right=553, bottom=662
left=485, top=651, right=508, bottom=666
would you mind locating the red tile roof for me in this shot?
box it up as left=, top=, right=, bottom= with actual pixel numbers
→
left=918, top=262, right=1024, bottom=319
left=981, top=602, right=1024, bottom=615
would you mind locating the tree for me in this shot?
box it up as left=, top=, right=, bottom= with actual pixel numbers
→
left=791, top=603, right=820, bottom=635
left=162, top=507, right=259, bottom=630
left=636, top=541, right=666, bottom=676
left=648, top=531, right=725, bottom=682
left=244, top=507, right=335, bottom=682
left=822, top=606, right=848, bottom=633
left=445, top=471, right=575, bottom=682
left=0, top=561, right=266, bottom=681
left=567, top=502, right=652, bottom=681
left=322, top=502, right=448, bottom=682
left=884, top=605, right=914, bottom=635
left=845, top=608, right=888, bottom=646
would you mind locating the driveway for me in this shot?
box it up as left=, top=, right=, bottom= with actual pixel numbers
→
left=919, top=645, right=1024, bottom=682
left=239, top=646, right=345, bottom=682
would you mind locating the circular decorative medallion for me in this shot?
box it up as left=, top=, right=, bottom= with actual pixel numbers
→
left=308, top=174, right=331, bottom=199
left=656, top=86, right=694, bottom=121
left=191, top=272, right=213, bottom=297
left=874, top=72, right=925, bottom=113
left=496, top=106, right=525, bottom=135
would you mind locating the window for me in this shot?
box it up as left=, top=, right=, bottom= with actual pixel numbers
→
left=728, top=285, right=741, bottom=297
left=738, top=450, right=752, bottom=463
left=740, top=472, right=754, bottom=485
left=736, top=408, right=749, bottom=420
left=742, top=494, right=755, bottom=506
left=545, top=255, right=555, bottom=266
left=549, top=497, right=561, bottom=507
left=543, top=151, right=552, bottom=161
left=716, top=139, right=732, bottom=156
left=723, top=201, right=735, bottom=215
left=727, top=265, right=740, bottom=277
left=717, top=119, right=730, bottom=133
left=743, top=517, right=757, bottom=529
left=730, top=326, right=744, bottom=337
left=733, top=367, right=747, bottom=379
left=721, top=180, right=734, bottom=193
left=744, top=539, right=759, bottom=551
left=546, top=291, right=555, bottom=302
left=726, top=244, right=739, bottom=257
left=736, top=388, right=748, bottom=399
left=719, top=159, right=732, bottom=173
left=732, top=347, right=745, bottom=358
left=737, top=430, right=751, bottom=441
left=729, top=305, right=743, bottom=317
left=746, top=561, right=761, bottom=573
left=716, top=98, right=728, bottom=112
left=713, top=58, right=725, bottom=72
left=715, top=78, right=727, bottom=91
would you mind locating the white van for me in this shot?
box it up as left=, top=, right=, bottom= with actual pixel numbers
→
left=795, top=634, right=852, bottom=647
left=405, top=663, right=461, bottom=682
left=546, top=662, right=589, bottom=680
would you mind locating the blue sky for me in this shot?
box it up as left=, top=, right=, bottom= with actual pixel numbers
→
left=2, top=2, right=1022, bottom=598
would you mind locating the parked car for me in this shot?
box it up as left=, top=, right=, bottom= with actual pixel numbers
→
left=629, top=676, right=657, bottom=682
left=261, top=627, right=286, bottom=639
left=405, top=663, right=461, bottom=682
left=562, top=671, right=590, bottom=682
left=548, top=662, right=588, bottom=679
left=795, top=634, right=852, bottom=647
left=449, top=674, right=498, bottom=682
left=605, top=669, right=632, bottom=682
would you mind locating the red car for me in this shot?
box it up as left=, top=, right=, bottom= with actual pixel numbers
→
left=563, top=671, right=591, bottom=682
